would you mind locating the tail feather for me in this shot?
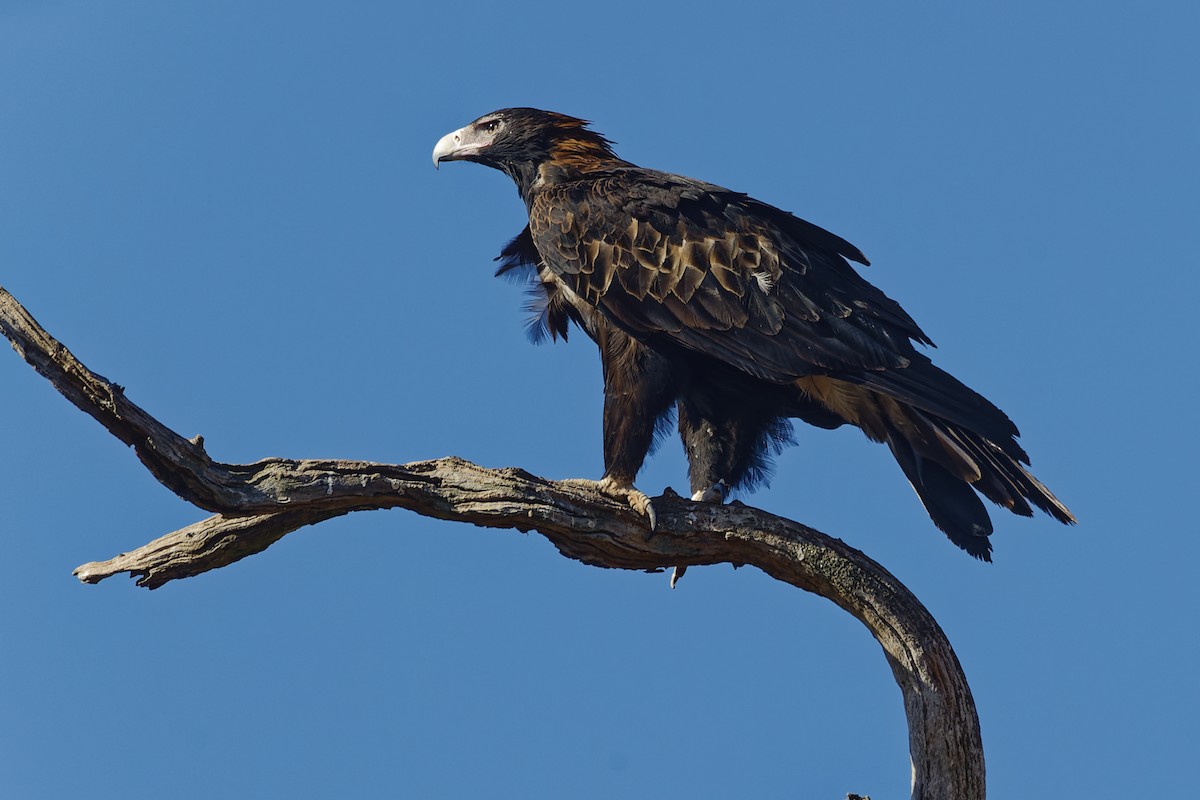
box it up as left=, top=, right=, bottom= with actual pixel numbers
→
left=887, top=433, right=995, bottom=560
left=796, top=372, right=1075, bottom=558
left=941, top=423, right=1075, bottom=524
left=884, top=411, right=1076, bottom=558
left=863, top=358, right=1030, bottom=464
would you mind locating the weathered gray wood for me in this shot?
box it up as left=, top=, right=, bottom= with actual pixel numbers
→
left=2, top=286, right=985, bottom=800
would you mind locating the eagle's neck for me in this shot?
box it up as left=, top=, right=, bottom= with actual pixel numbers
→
left=503, top=160, right=544, bottom=201
left=507, top=137, right=629, bottom=204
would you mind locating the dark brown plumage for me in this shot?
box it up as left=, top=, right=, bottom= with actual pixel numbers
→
left=433, top=108, right=1074, bottom=559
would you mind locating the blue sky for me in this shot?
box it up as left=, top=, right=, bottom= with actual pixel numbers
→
left=2, top=2, right=1196, bottom=797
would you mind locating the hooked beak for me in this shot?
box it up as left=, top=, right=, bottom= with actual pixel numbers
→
left=432, top=125, right=488, bottom=169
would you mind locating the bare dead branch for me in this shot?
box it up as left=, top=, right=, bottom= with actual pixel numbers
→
left=2, top=286, right=985, bottom=799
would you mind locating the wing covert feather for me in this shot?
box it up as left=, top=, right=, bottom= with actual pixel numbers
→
left=529, top=169, right=932, bottom=383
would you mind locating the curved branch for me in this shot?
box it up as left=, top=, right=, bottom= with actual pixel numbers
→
left=2, top=287, right=984, bottom=800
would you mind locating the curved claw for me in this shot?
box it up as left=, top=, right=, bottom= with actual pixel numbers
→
left=596, top=476, right=657, bottom=532
left=561, top=477, right=657, bottom=532
left=670, top=565, right=687, bottom=589
left=691, top=480, right=728, bottom=504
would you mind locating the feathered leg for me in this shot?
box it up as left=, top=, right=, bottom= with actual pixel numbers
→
left=562, top=329, right=676, bottom=529
left=678, top=398, right=792, bottom=503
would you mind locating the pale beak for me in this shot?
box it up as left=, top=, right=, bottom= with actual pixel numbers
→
left=432, top=125, right=479, bottom=169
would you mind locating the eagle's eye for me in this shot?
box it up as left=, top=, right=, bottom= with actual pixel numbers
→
left=479, top=119, right=501, bottom=134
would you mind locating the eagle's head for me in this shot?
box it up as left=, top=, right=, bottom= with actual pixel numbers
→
left=433, top=108, right=623, bottom=195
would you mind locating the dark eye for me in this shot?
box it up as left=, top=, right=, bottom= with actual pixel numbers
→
left=479, top=119, right=501, bottom=133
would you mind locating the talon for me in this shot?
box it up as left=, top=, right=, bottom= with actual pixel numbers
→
left=670, top=565, right=687, bottom=588
left=597, top=476, right=656, bottom=531
left=561, top=477, right=657, bottom=532
left=691, top=479, right=728, bottom=504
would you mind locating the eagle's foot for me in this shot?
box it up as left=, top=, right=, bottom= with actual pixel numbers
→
left=691, top=480, right=728, bottom=504
left=561, top=476, right=657, bottom=531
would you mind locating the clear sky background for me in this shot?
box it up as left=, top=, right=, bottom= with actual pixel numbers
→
left=2, top=2, right=1196, bottom=798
